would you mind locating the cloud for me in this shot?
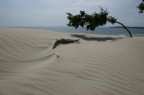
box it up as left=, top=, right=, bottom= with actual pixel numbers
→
left=0, top=0, right=143, bottom=27
left=70, top=0, right=114, bottom=7
left=67, top=0, right=124, bottom=13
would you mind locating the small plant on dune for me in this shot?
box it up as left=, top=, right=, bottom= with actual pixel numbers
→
left=67, top=8, right=133, bottom=37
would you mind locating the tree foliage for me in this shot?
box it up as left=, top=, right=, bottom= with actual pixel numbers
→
left=67, top=8, right=133, bottom=37
left=137, top=0, right=144, bottom=13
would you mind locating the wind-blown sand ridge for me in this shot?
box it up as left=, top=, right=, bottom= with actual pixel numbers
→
left=0, top=28, right=144, bottom=95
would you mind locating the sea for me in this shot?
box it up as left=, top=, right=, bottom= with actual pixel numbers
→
left=15, top=26, right=144, bottom=37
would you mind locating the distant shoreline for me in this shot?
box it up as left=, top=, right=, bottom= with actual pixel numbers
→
left=110, top=26, right=144, bottom=29
left=1, top=27, right=144, bottom=37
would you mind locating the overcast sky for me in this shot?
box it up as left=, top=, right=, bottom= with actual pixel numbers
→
left=0, top=0, right=143, bottom=27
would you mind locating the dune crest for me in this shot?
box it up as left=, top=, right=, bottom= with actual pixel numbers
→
left=0, top=28, right=144, bottom=95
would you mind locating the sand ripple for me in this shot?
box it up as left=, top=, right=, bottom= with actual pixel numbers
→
left=0, top=28, right=144, bottom=95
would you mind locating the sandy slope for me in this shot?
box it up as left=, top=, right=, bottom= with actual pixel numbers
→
left=0, top=28, right=144, bottom=95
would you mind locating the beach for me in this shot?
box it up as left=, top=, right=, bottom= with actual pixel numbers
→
left=0, top=28, right=144, bottom=95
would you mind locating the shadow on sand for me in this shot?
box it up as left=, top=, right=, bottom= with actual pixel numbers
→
left=70, top=34, right=124, bottom=42
left=52, top=34, right=124, bottom=49
left=52, top=38, right=80, bottom=49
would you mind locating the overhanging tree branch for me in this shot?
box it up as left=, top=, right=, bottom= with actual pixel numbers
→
left=137, top=0, right=144, bottom=13
left=67, top=8, right=133, bottom=37
left=116, top=22, right=133, bottom=37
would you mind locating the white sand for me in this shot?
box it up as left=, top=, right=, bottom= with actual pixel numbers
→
left=0, top=28, right=144, bottom=95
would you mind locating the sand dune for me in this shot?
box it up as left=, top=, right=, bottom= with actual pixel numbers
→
left=0, top=28, right=144, bottom=95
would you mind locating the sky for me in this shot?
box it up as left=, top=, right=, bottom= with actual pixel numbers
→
left=0, top=0, right=144, bottom=27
